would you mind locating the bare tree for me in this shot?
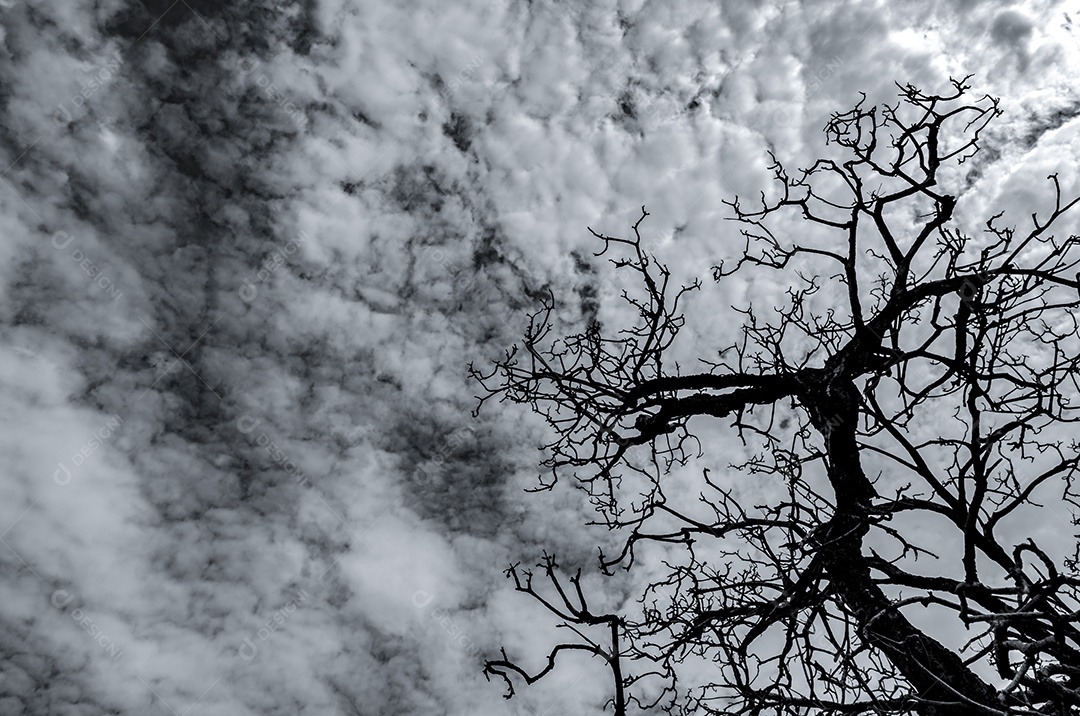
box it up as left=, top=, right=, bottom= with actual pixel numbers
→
left=473, top=78, right=1080, bottom=715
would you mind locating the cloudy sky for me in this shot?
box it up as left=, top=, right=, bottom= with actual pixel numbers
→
left=2, top=0, right=1080, bottom=714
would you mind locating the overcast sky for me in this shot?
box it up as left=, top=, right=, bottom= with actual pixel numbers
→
left=2, top=0, right=1080, bottom=714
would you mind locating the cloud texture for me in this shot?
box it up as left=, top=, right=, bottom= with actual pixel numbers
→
left=1, top=0, right=1079, bottom=713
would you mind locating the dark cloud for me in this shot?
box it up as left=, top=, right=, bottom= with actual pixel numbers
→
left=991, top=8, right=1035, bottom=46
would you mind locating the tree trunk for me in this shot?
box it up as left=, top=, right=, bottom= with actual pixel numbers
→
left=802, top=377, right=1001, bottom=715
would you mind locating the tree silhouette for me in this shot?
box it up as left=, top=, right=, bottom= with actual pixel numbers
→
left=472, top=78, right=1080, bottom=715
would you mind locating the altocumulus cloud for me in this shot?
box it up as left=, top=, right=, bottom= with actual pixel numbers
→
left=1, top=0, right=1079, bottom=714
